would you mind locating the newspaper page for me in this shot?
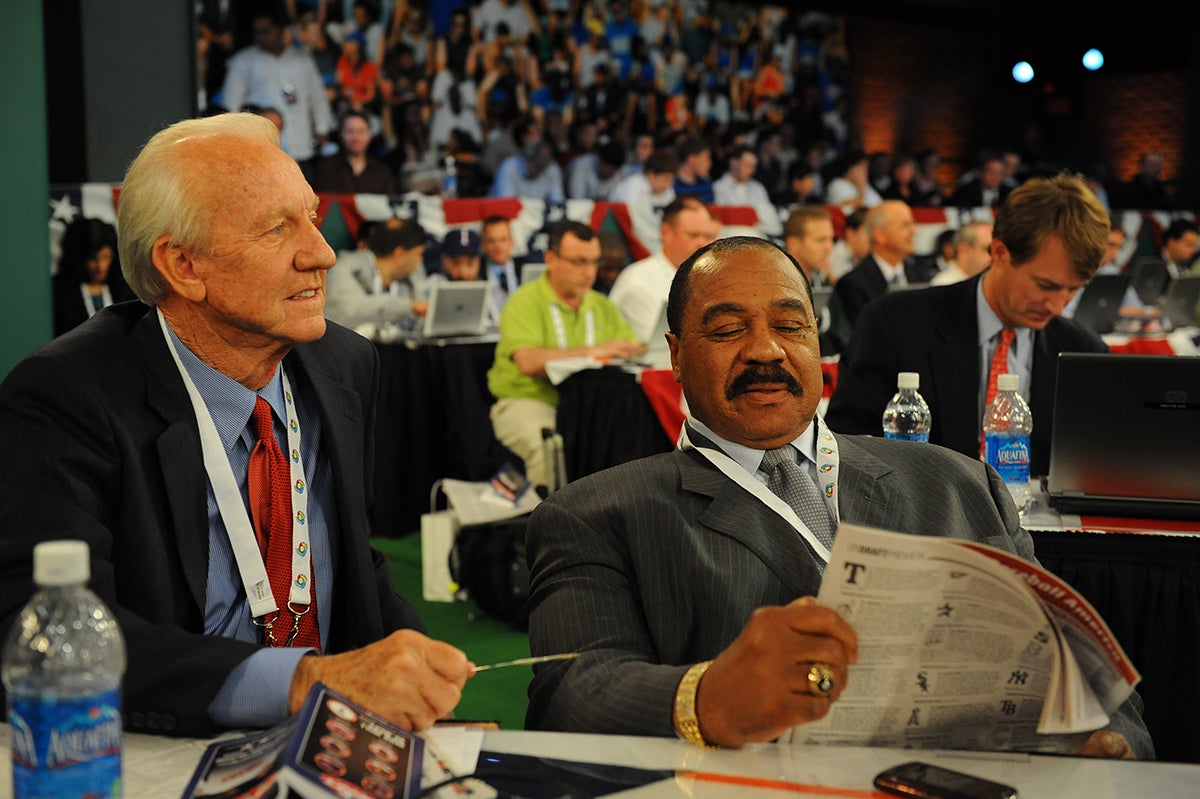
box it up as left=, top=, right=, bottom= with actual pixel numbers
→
left=794, top=523, right=1137, bottom=753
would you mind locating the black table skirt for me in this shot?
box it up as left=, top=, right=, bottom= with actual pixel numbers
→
left=1031, top=529, right=1200, bottom=764
left=371, top=340, right=512, bottom=536
left=555, top=367, right=674, bottom=483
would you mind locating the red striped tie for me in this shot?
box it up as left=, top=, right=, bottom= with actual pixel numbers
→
left=980, top=328, right=1016, bottom=456
left=248, top=397, right=320, bottom=650
left=985, top=328, right=1016, bottom=411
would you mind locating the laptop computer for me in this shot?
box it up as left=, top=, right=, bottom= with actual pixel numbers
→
left=1070, top=274, right=1133, bottom=334
left=521, top=262, right=547, bottom=285
left=1046, top=352, right=1200, bottom=519
left=421, top=280, right=491, bottom=338
left=1159, top=274, right=1200, bottom=330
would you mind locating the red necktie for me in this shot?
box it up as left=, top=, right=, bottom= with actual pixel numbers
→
left=981, top=328, right=1016, bottom=456
left=985, top=328, right=1016, bottom=411
left=248, top=397, right=320, bottom=650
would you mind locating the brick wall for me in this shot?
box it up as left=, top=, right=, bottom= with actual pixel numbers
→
left=845, top=17, right=1189, bottom=198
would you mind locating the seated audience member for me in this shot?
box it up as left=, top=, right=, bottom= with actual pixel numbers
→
left=672, top=135, right=715, bottom=204
left=0, top=113, right=472, bottom=738
left=567, top=139, right=627, bottom=201
left=609, top=196, right=721, bottom=342
left=823, top=147, right=882, bottom=216
left=523, top=235, right=1150, bottom=759
left=313, top=110, right=397, bottom=195
left=433, top=227, right=506, bottom=326
left=949, top=151, right=1010, bottom=209
left=826, top=174, right=1111, bottom=477
left=595, top=230, right=632, bottom=295
left=929, top=220, right=993, bottom=286
left=52, top=218, right=136, bottom=337
left=325, top=216, right=430, bottom=332
left=783, top=205, right=845, bottom=355
left=608, top=147, right=678, bottom=253
left=487, top=221, right=642, bottom=491
left=1160, top=217, right=1200, bottom=278
left=490, top=138, right=565, bottom=203
left=827, top=206, right=869, bottom=283
left=712, top=144, right=783, bottom=236
left=1063, top=217, right=1139, bottom=318
left=780, top=159, right=820, bottom=208
left=480, top=215, right=526, bottom=301
left=833, top=200, right=935, bottom=333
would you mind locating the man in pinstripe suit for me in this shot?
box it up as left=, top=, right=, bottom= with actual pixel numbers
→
left=525, top=236, right=1151, bottom=759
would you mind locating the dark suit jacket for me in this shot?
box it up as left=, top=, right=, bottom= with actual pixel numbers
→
left=834, top=254, right=938, bottom=333
left=948, top=179, right=1011, bottom=209
left=824, top=274, right=1109, bottom=476
left=524, top=432, right=1151, bottom=757
left=0, top=302, right=423, bottom=737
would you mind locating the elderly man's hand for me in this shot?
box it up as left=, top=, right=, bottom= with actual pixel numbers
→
left=693, top=597, right=858, bottom=748
left=289, top=629, right=474, bottom=730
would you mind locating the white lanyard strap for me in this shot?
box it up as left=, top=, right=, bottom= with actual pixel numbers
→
left=677, top=422, right=840, bottom=564
left=548, top=303, right=596, bottom=349
left=81, top=284, right=113, bottom=317
left=158, top=310, right=313, bottom=619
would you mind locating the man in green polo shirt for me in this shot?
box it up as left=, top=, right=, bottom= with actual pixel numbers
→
left=488, top=220, right=644, bottom=491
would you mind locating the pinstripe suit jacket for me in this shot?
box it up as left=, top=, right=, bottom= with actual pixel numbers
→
left=525, top=429, right=1153, bottom=758
left=0, top=302, right=424, bottom=738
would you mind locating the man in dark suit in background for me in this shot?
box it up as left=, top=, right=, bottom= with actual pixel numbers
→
left=825, top=174, right=1110, bottom=477
left=0, top=113, right=472, bottom=739
left=524, top=235, right=1148, bottom=759
left=832, top=199, right=936, bottom=334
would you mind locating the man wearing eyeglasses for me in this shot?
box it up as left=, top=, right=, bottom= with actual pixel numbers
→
left=487, top=220, right=643, bottom=491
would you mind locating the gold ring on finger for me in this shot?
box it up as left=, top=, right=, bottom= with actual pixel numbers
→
left=807, top=662, right=836, bottom=696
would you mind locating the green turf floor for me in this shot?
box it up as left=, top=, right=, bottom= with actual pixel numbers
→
left=372, top=534, right=532, bottom=730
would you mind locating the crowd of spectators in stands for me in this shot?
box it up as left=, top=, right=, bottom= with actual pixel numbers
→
left=197, top=1, right=1192, bottom=219
left=201, top=2, right=867, bottom=205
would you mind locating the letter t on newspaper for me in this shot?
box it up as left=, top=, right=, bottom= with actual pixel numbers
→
left=792, top=523, right=1140, bottom=754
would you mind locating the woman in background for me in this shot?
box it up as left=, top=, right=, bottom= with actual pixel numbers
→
left=53, top=218, right=135, bottom=337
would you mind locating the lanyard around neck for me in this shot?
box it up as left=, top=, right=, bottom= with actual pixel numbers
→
left=157, top=310, right=313, bottom=619
left=677, top=422, right=840, bottom=564
left=548, top=303, right=595, bottom=349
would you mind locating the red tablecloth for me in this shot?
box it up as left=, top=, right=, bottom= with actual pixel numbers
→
left=1105, top=337, right=1175, bottom=355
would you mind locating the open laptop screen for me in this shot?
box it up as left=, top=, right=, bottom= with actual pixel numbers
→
left=1047, top=352, right=1200, bottom=519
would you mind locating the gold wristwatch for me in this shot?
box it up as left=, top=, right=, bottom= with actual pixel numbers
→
left=674, top=660, right=718, bottom=749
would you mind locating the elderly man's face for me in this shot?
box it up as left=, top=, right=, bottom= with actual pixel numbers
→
left=667, top=245, right=823, bottom=449
left=181, top=140, right=335, bottom=355
left=661, top=207, right=720, bottom=268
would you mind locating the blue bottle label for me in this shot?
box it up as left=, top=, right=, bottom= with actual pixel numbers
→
left=885, top=431, right=930, bottom=443
left=985, top=433, right=1031, bottom=484
left=9, top=688, right=123, bottom=799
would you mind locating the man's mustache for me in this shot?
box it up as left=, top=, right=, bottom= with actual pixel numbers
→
left=727, top=366, right=802, bottom=399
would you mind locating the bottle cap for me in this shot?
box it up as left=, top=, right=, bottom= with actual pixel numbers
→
left=33, top=540, right=90, bottom=587
left=897, top=371, right=920, bottom=390
left=997, top=373, right=1020, bottom=392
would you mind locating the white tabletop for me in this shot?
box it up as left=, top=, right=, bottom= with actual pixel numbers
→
left=4, top=724, right=1199, bottom=798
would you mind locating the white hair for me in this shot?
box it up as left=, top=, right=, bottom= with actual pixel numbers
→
left=117, top=113, right=280, bottom=303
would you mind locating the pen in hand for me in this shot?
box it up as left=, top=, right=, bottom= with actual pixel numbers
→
left=472, top=653, right=581, bottom=672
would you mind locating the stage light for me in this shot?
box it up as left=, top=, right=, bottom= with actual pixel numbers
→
left=1012, top=61, right=1035, bottom=83
left=1082, top=48, right=1105, bottom=71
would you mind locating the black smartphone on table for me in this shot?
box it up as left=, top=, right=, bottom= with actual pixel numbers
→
left=874, top=760, right=1018, bottom=799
